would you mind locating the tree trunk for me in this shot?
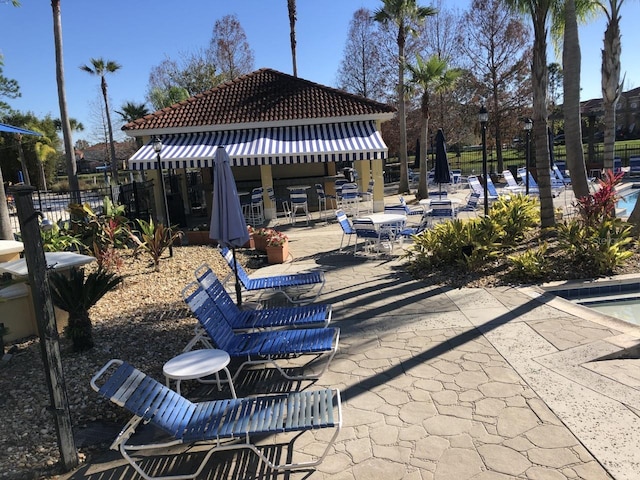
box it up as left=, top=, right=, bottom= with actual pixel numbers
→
left=67, top=310, right=94, bottom=352
left=0, top=168, right=13, bottom=240
left=397, top=26, right=409, bottom=194
left=418, top=93, right=430, bottom=199
left=102, top=77, right=118, bottom=184
left=288, top=0, right=297, bottom=77
left=52, top=0, right=80, bottom=203
left=17, top=136, right=31, bottom=186
left=601, top=7, right=621, bottom=171
left=532, top=9, right=555, bottom=228
left=563, top=0, right=590, bottom=199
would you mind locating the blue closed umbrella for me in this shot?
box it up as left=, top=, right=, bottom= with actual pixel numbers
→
left=209, top=147, right=250, bottom=305
left=433, top=129, right=451, bottom=194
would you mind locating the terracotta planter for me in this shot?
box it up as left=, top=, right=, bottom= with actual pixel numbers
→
left=186, top=231, right=214, bottom=245
left=266, top=242, right=289, bottom=264
left=243, top=236, right=255, bottom=249
left=253, top=234, right=269, bottom=252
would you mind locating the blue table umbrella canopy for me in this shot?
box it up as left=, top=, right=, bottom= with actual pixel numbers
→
left=0, top=123, right=42, bottom=136
left=433, top=128, right=451, bottom=194
left=209, top=147, right=250, bottom=305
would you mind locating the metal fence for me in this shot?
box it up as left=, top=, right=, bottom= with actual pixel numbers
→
left=7, top=181, right=154, bottom=235
left=384, top=143, right=640, bottom=183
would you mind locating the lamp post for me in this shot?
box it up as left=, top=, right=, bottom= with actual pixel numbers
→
left=478, top=105, right=489, bottom=215
left=523, top=118, right=533, bottom=195
left=152, top=136, right=173, bottom=257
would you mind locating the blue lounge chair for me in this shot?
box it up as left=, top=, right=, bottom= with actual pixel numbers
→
left=457, top=192, right=481, bottom=212
left=629, top=156, right=640, bottom=176
left=218, top=247, right=325, bottom=304
left=517, top=168, right=562, bottom=197
left=551, top=164, right=571, bottom=185
left=468, top=175, right=498, bottom=202
left=193, top=266, right=332, bottom=330
left=182, top=284, right=339, bottom=381
left=483, top=175, right=501, bottom=199
left=91, top=359, right=342, bottom=478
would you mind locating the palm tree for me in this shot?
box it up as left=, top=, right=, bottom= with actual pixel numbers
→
left=407, top=54, right=462, bottom=199
left=598, top=0, right=623, bottom=171
left=80, top=58, right=121, bottom=183
left=287, top=0, right=298, bottom=76
left=115, top=101, right=149, bottom=124
left=373, top=0, right=436, bottom=195
left=52, top=0, right=80, bottom=202
left=552, top=0, right=593, bottom=199
left=504, top=0, right=555, bottom=228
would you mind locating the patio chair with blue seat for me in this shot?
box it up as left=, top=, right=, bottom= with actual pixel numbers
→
left=352, top=218, right=395, bottom=255
left=181, top=285, right=340, bottom=381
left=340, top=182, right=360, bottom=216
left=91, top=359, right=342, bottom=479
left=289, top=188, right=311, bottom=225
left=517, top=167, right=562, bottom=197
left=629, top=156, right=640, bottom=176
left=327, top=177, right=348, bottom=209
left=192, top=266, right=332, bottom=330
left=218, top=247, right=325, bottom=304
left=613, top=157, right=623, bottom=175
left=248, top=187, right=265, bottom=225
left=456, top=192, right=481, bottom=213
left=336, top=209, right=356, bottom=251
left=424, top=199, right=456, bottom=227
left=551, top=164, right=571, bottom=186
left=398, top=196, right=424, bottom=218
left=266, top=186, right=291, bottom=224
left=467, top=175, right=499, bottom=202
left=315, top=183, right=328, bottom=220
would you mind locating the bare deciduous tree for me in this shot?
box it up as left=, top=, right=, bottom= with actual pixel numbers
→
left=337, top=8, right=388, bottom=102
left=210, top=14, right=255, bottom=82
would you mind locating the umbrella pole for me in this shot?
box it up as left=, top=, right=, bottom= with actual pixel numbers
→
left=232, top=247, right=242, bottom=306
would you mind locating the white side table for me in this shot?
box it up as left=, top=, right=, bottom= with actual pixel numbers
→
left=163, top=349, right=236, bottom=398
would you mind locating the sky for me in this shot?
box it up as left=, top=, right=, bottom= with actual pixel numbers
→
left=1, top=0, right=639, bottom=144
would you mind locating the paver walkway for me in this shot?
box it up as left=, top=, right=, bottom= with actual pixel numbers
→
left=67, top=197, right=640, bottom=480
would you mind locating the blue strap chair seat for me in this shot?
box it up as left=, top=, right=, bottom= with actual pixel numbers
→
left=181, top=285, right=339, bottom=381
left=219, top=247, right=325, bottom=304
left=91, top=359, right=342, bottom=478
left=193, top=265, right=332, bottom=331
left=336, top=209, right=356, bottom=251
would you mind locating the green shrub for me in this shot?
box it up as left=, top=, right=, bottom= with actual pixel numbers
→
left=508, top=242, right=550, bottom=281
left=557, top=218, right=634, bottom=276
left=489, top=194, right=539, bottom=244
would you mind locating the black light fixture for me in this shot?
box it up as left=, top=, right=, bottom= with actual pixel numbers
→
left=523, top=118, right=533, bottom=195
left=478, top=105, right=489, bottom=215
left=152, top=136, right=173, bottom=257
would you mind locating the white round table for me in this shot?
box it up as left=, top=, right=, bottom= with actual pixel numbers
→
left=357, top=213, right=406, bottom=225
left=163, top=349, right=236, bottom=397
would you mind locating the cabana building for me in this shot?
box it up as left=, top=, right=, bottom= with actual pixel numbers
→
left=123, top=68, right=395, bottom=226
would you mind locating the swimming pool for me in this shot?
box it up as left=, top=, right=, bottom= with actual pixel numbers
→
left=616, top=188, right=640, bottom=216
left=546, top=278, right=640, bottom=326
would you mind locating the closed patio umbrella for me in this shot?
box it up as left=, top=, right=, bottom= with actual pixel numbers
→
left=433, top=128, right=451, bottom=195
left=209, top=147, right=250, bottom=305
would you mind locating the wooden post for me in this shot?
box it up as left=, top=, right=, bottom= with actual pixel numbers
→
left=11, top=186, right=78, bottom=471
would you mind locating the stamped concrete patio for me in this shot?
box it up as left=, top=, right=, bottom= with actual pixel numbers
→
left=65, top=193, right=640, bottom=480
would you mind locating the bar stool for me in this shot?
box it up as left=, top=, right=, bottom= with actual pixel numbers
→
left=315, top=183, right=328, bottom=220
left=249, top=187, right=264, bottom=225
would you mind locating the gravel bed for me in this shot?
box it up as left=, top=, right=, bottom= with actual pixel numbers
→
left=0, top=245, right=261, bottom=480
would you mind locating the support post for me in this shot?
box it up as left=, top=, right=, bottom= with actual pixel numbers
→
left=12, top=186, right=78, bottom=471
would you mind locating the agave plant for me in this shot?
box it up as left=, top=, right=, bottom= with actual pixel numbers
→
left=49, top=267, right=122, bottom=352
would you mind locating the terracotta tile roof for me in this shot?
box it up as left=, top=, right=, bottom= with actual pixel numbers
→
left=123, top=68, right=396, bottom=133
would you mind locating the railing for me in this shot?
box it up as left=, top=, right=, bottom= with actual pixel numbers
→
left=6, top=181, right=154, bottom=235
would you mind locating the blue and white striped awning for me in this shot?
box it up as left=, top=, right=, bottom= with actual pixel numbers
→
left=128, top=121, right=387, bottom=170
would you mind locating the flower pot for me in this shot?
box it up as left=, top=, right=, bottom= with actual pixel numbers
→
left=266, top=242, right=289, bottom=264
left=253, top=234, right=269, bottom=252
left=243, top=236, right=255, bottom=249
left=186, top=231, right=213, bottom=245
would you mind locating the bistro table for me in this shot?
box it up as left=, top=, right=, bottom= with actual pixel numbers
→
left=286, top=185, right=311, bottom=191
left=357, top=212, right=406, bottom=226
left=419, top=198, right=461, bottom=212
left=163, top=349, right=237, bottom=397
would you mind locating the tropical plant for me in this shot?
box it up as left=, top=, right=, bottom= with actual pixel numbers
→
left=407, top=54, right=462, bottom=199
left=80, top=57, right=121, bottom=181
left=573, top=169, right=623, bottom=227
left=38, top=221, right=84, bottom=253
left=373, top=0, right=436, bottom=195
left=489, top=193, right=539, bottom=243
left=49, top=267, right=122, bottom=352
left=130, top=218, right=182, bottom=272
left=508, top=242, right=550, bottom=281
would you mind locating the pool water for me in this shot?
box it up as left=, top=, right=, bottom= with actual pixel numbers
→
left=579, top=297, right=640, bottom=326
left=617, top=189, right=640, bottom=215
left=548, top=280, right=640, bottom=326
